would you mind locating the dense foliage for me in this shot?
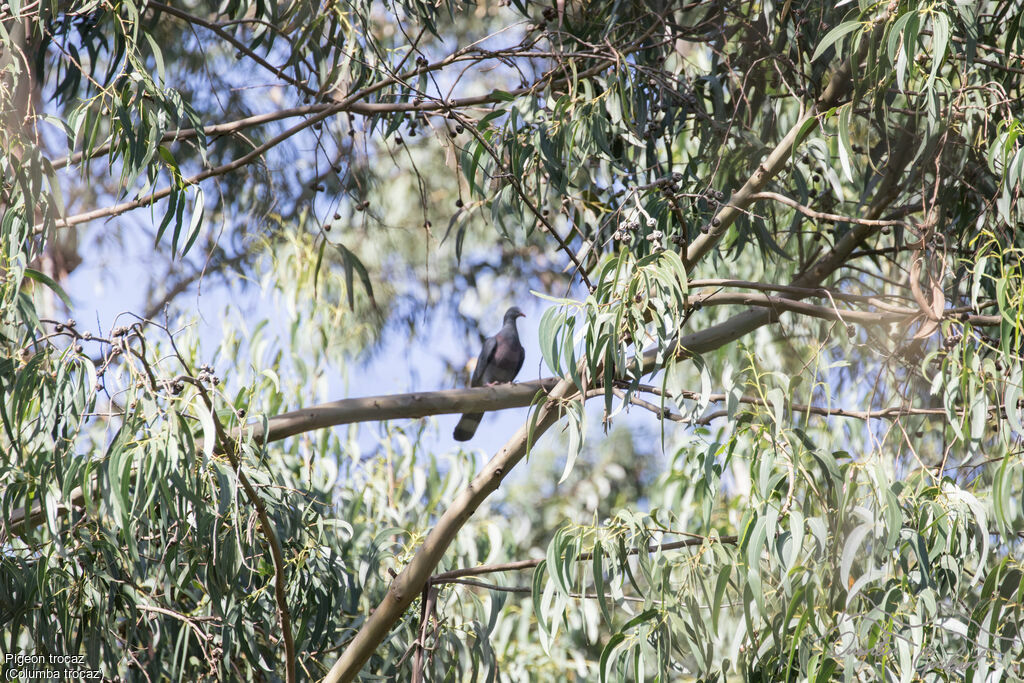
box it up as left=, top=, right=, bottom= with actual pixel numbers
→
left=3, top=0, right=1024, bottom=680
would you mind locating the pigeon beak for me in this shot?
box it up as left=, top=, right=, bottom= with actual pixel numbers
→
left=518, top=312, right=526, bottom=318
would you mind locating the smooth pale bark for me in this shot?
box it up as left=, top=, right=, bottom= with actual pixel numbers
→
left=249, top=379, right=558, bottom=443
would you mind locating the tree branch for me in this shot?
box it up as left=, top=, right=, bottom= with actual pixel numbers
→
left=322, top=283, right=858, bottom=680
left=148, top=2, right=315, bottom=97
left=429, top=535, right=738, bottom=585
left=683, top=2, right=897, bottom=270
left=749, top=191, right=906, bottom=227
left=2, top=380, right=559, bottom=541
left=692, top=291, right=909, bottom=324
left=42, top=103, right=345, bottom=231
left=244, top=379, right=560, bottom=445
left=178, top=361, right=298, bottom=683
left=50, top=103, right=329, bottom=171
left=321, top=377, right=578, bottom=682
left=687, top=279, right=912, bottom=309
left=685, top=392, right=957, bottom=424
left=42, top=37, right=661, bottom=233
left=450, top=106, right=595, bottom=292
left=47, top=50, right=538, bottom=171
left=410, top=584, right=438, bottom=683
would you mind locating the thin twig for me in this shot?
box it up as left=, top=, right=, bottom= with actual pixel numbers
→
left=749, top=191, right=906, bottom=227
left=430, top=535, right=737, bottom=584
left=448, top=108, right=595, bottom=292
left=440, top=578, right=650, bottom=604
left=170, top=351, right=298, bottom=683
left=410, top=584, right=438, bottom=683
left=148, top=2, right=313, bottom=96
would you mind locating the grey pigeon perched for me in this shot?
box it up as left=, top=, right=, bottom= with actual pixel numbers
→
left=453, top=306, right=526, bottom=441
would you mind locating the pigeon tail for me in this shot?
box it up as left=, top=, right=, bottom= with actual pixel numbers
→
left=453, top=412, right=483, bottom=441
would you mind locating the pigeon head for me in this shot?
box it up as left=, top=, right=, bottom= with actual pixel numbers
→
left=503, top=306, right=526, bottom=323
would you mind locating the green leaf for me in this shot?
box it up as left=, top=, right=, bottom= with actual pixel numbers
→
left=546, top=527, right=578, bottom=595
left=1003, top=368, right=1019, bottom=438
left=927, top=12, right=949, bottom=90
left=814, top=657, right=838, bottom=683
left=195, top=401, right=217, bottom=459
left=746, top=513, right=768, bottom=567
left=312, top=238, right=327, bottom=297
left=143, top=32, right=165, bottom=84
left=899, top=11, right=922, bottom=92
left=711, top=565, right=730, bottom=632
left=22, top=268, right=73, bottom=308
left=181, top=187, right=205, bottom=255
left=992, top=455, right=1013, bottom=533
left=837, top=104, right=854, bottom=182
left=335, top=243, right=375, bottom=310
left=812, top=21, right=863, bottom=62
left=538, top=306, right=566, bottom=377
left=559, top=401, right=584, bottom=484
left=840, top=522, right=872, bottom=590
left=887, top=12, right=915, bottom=63
left=531, top=560, right=554, bottom=651
left=599, top=633, right=626, bottom=683
left=621, top=608, right=658, bottom=631
left=463, top=139, right=488, bottom=196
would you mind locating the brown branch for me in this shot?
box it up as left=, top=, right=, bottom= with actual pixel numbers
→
left=143, top=249, right=251, bottom=321
left=323, top=282, right=863, bottom=680
left=437, top=578, right=649, bottom=604
left=71, top=323, right=299, bottom=682
left=449, top=107, right=595, bottom=291
left=246, top=379, right=560, bottom=445
left=40, top=49, right=507, bottom=230
left=348, top=61, right=922, bottom=683
left=2, top=380, right=560, bottom=541
left=148, top=2, right=314, bottom=96
left=687, top=279, right=912, bottom=309
left=439, top=578, right=532, bottom=593
left=179, top=365, right=299, bottom=683
left=749, top=191, right=906, bottom=227
left=50, top=103, right=330, bottom=171
left=316, top=11, right=932, bottom=680
left=691, top=289, right=1007, bottom=327
left=321, top=377, right=577, bottom=683
left=41, top=103, right=344, bottom=231
left=410, top=584, right=438, bottom=683
left=236, top=468, right=297, bottom=683
left=692, top=291, right=911, bottom=324
left=47, top=51, right=531, bottom=171
left=685, top=392, right=954, bottom=424
left=11, top=349, right=1012, bottom=547
left=429, top=535, right=738, bottom=585
left=42, top=38, right=655, bottom=232
left=613, top=387, right=686, bottom=422
left=134, top=603, right=217, bottom=645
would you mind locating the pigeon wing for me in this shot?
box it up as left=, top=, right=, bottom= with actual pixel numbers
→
left=470, top=335, right=498, bottom=387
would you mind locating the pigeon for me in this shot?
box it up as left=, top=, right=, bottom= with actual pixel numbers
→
left=453, top=306, right=526, bottom=441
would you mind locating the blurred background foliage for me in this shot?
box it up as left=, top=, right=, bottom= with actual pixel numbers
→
left=3, top=0, right=1024, bottom=680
